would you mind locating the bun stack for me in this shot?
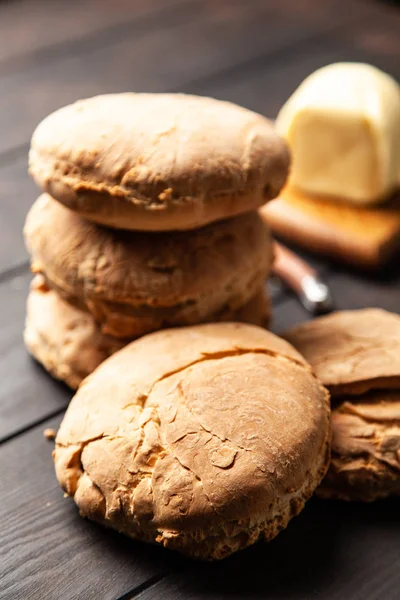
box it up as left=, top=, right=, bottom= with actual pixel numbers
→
left=24, top=93, right=289, bottom=388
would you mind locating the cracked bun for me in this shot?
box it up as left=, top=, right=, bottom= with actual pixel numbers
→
left=24, top=275, right=126, bottom=389
left=284, top=309, right=400, bottom=501
left=284, top=309, right=400, bottom=397
left=25, top=276, right=271, bottom=390
left=317, top=391, right=400, bottom=502
left=29, top=93, right=290, bottom=231
left=24, top=194, right=273, bottom=338
left=54, top=322, right=330, bottom=560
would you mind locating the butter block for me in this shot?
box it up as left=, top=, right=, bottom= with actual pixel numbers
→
left=276, top=63, right=400, bottom=205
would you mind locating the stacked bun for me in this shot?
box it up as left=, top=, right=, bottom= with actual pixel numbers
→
left=285, top=308, right=400, bottom=501
left=24, top=93, right=289, bottom=388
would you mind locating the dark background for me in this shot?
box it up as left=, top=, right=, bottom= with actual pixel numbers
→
left=0, top=1, right=399, bottom=598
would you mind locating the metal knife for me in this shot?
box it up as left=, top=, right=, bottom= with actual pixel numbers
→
left=271, top=241, right=334, bottom=314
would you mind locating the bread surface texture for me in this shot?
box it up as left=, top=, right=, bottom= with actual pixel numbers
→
left=284, top=309, right=400, bottom=501
left=24, top=194, right=273, bottom=337
left=318, top=391, right=400, bottom=501
left=24, top=276, right=127, bottom=389
left=284, top=308, right=400, bottom=396
left=30, top=93, right=289, bottom=231
left=54, top=323, right=330, bottom=559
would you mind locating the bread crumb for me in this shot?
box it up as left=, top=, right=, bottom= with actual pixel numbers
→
left=43, top=428, right=56, bottom=440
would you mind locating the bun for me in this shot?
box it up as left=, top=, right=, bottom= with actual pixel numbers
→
left=54, top=322, right=330, bottom=560
left=284, top=308, right=400, bottom=396
left=284, top=309, right=400, bottom=501
left=24, top=195, right=273, bottom=338
left=30, top=93, right=289, bottom=231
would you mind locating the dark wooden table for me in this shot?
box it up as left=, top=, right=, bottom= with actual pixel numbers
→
left=0, top=1, right=399, bottom=598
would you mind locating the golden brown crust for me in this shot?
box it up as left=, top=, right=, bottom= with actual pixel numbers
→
left=24, top=195, right=273, bottom=338
left=29, top=93, right=290, bottom=231
left=24, top=277, right=271, bottom=389
left=284, top=309, right=400, bottom=501
left=317, top=391, right=400, bottom=501
left=228, top=285, right=271, bottom=329
left=54, top=323, right=330, bottom=560
left=283, top=309, right=400, bottom=396
left=24, top=276, right=126, bottom=389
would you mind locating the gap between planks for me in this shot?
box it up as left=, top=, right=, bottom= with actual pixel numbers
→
left=116, top=573, right=169, bottom=600
left=177, top=7, right=379, bottom=96
left=0, top=260, right=30, bottom=285
left=0, top=406, right=66, bottom=446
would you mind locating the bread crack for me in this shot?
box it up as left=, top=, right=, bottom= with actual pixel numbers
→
left=163, top=445, right=221, bottom=519
left=174, top=380, right=254, bottom=465
left=56, top=349, right=314, bottom=506
left=143, top=347, right=310, bottom=409
left=341, top=401, right=400, bottom=426
left=56, top=432, right=106, bottom=450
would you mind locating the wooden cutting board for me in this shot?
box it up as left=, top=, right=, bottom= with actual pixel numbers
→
left=261, top=187, right=400, bottom=269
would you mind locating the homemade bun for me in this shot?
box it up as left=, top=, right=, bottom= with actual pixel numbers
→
left=25, top=276, right=271, bottom=389
left=318, top=391, right=400, bottom=502
left=24, top=195, right=273, bottom=338
left=284, top=309, right=400, bottom=501
left=229, top=285, right=271, bottom=329
left=54, top=323, right=330, bottom=560
left=284, top=309, right=400, bottom=396
left=29, top=93, right=289, bottom=231
left=24, top=276, right=126, bottom=389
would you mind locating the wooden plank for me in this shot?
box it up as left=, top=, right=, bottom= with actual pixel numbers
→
left=194, top=10, right=400, bottom=119
left=270, top=294, right=311, bottom=334
left=0, top=0, right=192, bottom=68
left=1, top=0, right=379, bottom=71
left=0, top=272, right=72, bottom=443
left=0, top=155, right=37, bottom=273
left=0, top=415, right=180, bottom=600
left=0, top=0, right=381, bottom=156
left=326, top=267, right=400, bottom=314
left=137, top=497, right=400, bottom=600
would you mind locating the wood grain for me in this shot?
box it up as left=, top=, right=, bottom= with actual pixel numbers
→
left=0, top=0, right=382, bottom=157
left=0, top=0, right=194, bottom=68
left=0, top=155, right=37, bottom=273
left=195, top=12, right=400, bottom=119
left=0, top=416, right=181, bottom=600
left=270, top=291, right=312, bottom=333
left=137, top=498, right=400, bottom=600
left=262, top=189, right=400, bottom=269
left=326, top=267, right=400, bottom=314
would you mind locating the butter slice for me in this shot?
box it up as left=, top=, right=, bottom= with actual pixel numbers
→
left=276, top=63, right=400, bottom=205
